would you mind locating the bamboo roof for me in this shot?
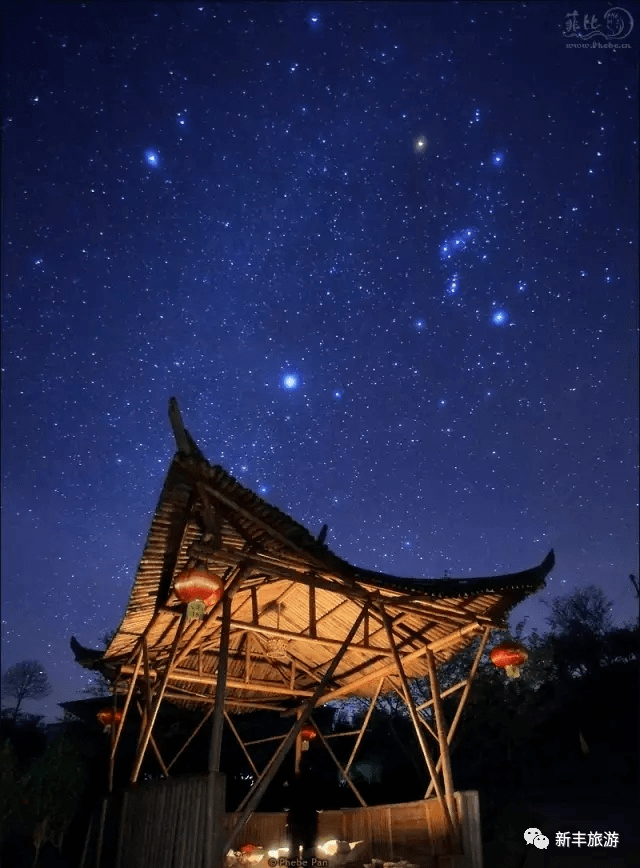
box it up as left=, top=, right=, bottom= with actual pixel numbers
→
left=84, top=399, right=554, bottom=714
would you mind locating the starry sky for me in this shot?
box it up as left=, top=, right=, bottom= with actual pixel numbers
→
left=2, top=2, right=638, bottom=721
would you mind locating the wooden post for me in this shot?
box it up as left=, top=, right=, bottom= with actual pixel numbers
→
left=377, top=602, right=457, bottom=840
left=224, top=602, right=369, bottom=854
left=205, top=589, right=232, bottom=868
left=209, top=591, right=232, bottom=773
left=425, top=626, right=491, bottom=798
left=312, top=720, right=367, bottom=806
left=130, top=616, right=186, bottom=783
left=345, top=676, right=385, bottom=775
left=425, top=649, right=458, bottom=831
left=109, top=646, right=143, bottom=791
left=294, top=708, right=303, bottom=775
left=224, top=711, right=259, bottom=778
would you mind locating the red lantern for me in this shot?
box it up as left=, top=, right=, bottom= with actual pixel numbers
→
left=96, top=708, right=123, bottom=728
left=490, top=641, right=529, bottom=678
left=174, top=565, right=223, bottom=607
left=300, top=724, right=317, bottom=741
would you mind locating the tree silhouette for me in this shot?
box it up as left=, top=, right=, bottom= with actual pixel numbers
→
left=1, top=661, right=52, bottom=722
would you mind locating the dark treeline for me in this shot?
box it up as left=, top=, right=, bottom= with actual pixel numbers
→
left=1, top=585, right=637, bottom=866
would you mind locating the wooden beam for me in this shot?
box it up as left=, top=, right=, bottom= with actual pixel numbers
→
left=224, top=711, right=259, bottom=778
left=120, top=663, right=316, bottom=698
left=157, top=691, right=288, bottom=712
left=109, top=645, right=142, bottom=790
left=416, top=679, right=467, bottom=712
left=345, top=676, right=385, bottom=775
left=224, top=602, right=370, bottom=854
left=209, top=591, right=231, bottom=774
left=312, top=719, right=367, bottom=807
left=206, top=617, right=393, bottom=656
left=168, top=397, right=191, bottom=453
left=309, top=583, right=317, bottom=638
left=377, top=603, right=457, bottom=840
left=130, top=617, right=186, bottom=783
left=135, top=700, right=169, bottom=777
left=389, top=682, right=438, bottom=741
left=425, top=649, right=458, bottom=829
left=425, top=626, right=491, bottom=798
left=320, top=622, right=482, bottom=702
left=167, top=706, right=215, bottom=772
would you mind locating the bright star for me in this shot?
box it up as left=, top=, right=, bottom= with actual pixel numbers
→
left=414, top=318, right=426, bottom=331
left=491, top=309, right=508, bottom=325
left=492, top=151, right=504, bottom=166
left=144, top=149, right=160, bottom=168
left=413, top=136, right=428, bottom=154
left=281, top=373, right=300, bottom=390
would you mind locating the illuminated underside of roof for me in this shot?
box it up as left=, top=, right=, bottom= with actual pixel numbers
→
left=90, top=399, right=554, bottom=715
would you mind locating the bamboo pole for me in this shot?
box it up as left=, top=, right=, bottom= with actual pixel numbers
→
left=120, top=663, right=316, bottom=697
left=134, top=701, right=169, bottom=776
left=321, top=621, right=481, bottom=702
left=376, top=602, right=456, bottom=840
left=425, top=649, right=458, bottom=831
left=389, top=683, right=438, bottom=740
left=312, top=720, right=367, bottom=806
left=131, top=616, right=186, bottom=783
left=294, top=708, right=302, bottom=775
left=209, top=591, right=232, bottom=773
left=416, top=679, right=467, bottom=712
left=211, top=617, right=391, bottom=655
left=425, top=626, right=491, bottom=798
left=345, top=676, right=385, bottom=775
left=167, top=705, right=215, bottom=772
left=205, top=590, right=232, bottom=868
left=224, top=602, right=369, bottom=854
left=109, top=647, right=143, bottom=791
left=224, top=711, right=259, bottom=778
left=243, top=733, right=288, bottom=747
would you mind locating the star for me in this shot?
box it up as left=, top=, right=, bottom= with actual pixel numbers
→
left=144, top=150, right=160, bottom=168
left=281, top=373, right=300, bottom=390
left=491, top=309, right=509, bottom=326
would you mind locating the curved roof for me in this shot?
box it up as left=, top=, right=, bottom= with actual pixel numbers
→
left=90, top=400, right=554, bottom=713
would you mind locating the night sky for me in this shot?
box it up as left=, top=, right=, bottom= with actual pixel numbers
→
left=2, top=2, right=638, bottom=721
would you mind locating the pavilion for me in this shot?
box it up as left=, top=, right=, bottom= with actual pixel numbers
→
left=72, top=398, right=554, bottom=868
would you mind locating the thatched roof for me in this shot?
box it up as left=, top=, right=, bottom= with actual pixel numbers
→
left=76, top=400, right=554, bottom=714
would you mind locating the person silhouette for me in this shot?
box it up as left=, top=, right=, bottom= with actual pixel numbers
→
left=286, top=772, right=318, bottom=863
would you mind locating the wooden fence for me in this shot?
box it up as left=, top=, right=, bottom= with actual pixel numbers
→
left=83, top=776, right=482, bottom=868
